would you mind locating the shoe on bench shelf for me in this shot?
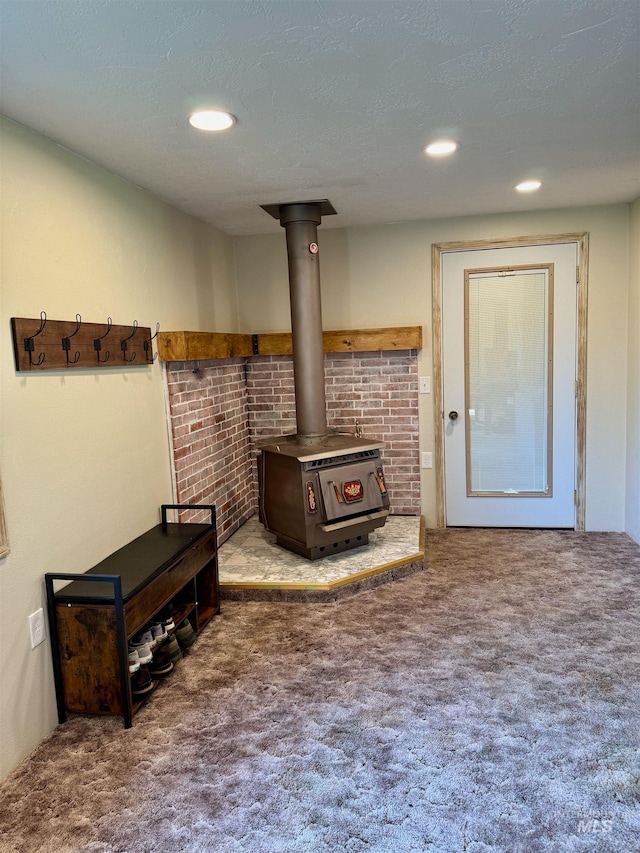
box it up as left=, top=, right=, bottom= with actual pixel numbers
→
left=128, top=639, right=153, bottom=666
left=148, top=642, right=174, bottom=677
left=161, top=634, right=183, bottom=666
left=131, top=663, right=154, bottom=697
left=175, top=618, right=196, bottom=649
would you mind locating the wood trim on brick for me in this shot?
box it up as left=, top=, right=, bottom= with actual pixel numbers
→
left=158, top=327, right=422, bottom=362
left=157, top=331, right=254, bottom=361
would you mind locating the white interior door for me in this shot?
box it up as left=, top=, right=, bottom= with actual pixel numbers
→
left=442, top=243, right=577, bottom=527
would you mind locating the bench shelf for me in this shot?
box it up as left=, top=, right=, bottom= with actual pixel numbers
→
left=45, top=504, right=219, bottom=728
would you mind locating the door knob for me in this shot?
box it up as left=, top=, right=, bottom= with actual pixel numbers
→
left=448, top=411, right=459, bottom=421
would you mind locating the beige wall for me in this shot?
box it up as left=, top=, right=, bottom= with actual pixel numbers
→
left=627, top=199, right=640, bottom=543
left=0, top=118, right=237, bottom=780
left=234, top=205, right=631, bottom=532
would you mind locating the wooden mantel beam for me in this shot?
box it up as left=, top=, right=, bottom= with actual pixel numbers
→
left=157, top=331, right=254, bottom=362
left=157, top=326, right=422, bottom=363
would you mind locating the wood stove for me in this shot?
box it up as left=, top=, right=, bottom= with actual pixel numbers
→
left=257, top=200, right=390, bottom=560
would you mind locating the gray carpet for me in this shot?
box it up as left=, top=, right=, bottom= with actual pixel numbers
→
left=1, top=529, right=639, bottom=853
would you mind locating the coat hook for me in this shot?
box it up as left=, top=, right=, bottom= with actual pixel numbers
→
left=121, top=320, right=138, bottom=362
left=24, top=311, right=47, bottom=366
left=143, top=322, right=160, bottom=363
left=61, top=314, right=82, bottom=365
left=93, top=317, right=113, bottom=364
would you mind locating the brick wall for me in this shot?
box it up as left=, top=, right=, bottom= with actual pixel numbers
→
left=164, top=359, right=255, bottom=544
left=245, top=351, right=420, bottom=515
left=165, top=350, right=420, bottom=541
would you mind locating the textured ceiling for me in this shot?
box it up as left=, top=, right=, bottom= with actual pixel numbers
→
left=1, top=0, right=638, bottom=235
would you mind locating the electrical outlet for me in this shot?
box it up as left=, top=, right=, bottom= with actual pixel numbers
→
left=421, top=451, right=433, bottom=469
left=29, top=608, right=46, bottom=649
left=419, top=376, right=431, bottom=394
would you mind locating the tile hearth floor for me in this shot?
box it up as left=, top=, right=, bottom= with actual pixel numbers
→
left=218, top=514, right=424, bottom=600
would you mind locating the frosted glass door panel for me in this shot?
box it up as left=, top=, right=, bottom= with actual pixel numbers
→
left=465, top=268, right=553, bottom=496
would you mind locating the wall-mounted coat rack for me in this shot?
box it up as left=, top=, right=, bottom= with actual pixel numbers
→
left=11, top=314, right=157, bottom=372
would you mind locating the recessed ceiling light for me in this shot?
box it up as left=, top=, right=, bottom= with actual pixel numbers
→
left=515, top=179, right=542, bottom=193
left=188, top=110, right=236, bottom=131
left=425, top=140, right=459, bottom=157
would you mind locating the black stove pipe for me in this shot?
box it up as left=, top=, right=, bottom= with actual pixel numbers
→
left=260, top=199, right=337, bottom=443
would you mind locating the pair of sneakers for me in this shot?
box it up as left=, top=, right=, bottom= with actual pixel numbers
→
left=128, top=617, right=174, bottom=662
left=132, top=618, right=174, bottom=651
left=129, top=637, right=174, bottom=686
left=158, top=618, right=194, bottom=665
left=128, top=615, right=177, bottom=680
left=128, top=641, right=152, bottom=668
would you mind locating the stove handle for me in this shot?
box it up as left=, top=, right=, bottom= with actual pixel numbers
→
left=320, top=509, right=389, bottom=533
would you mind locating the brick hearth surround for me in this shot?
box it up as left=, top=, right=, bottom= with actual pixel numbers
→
left=164, top=359, right=255, bottom=543
left=165, top=350, right=420, bottom=546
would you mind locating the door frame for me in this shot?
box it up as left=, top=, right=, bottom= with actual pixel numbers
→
left=432, top=232, right=589, bottom=530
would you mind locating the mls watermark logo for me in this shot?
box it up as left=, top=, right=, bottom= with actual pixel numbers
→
left=577, top=817, right=613, bottom=834
left=552, top=810, right=616, bottom=835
